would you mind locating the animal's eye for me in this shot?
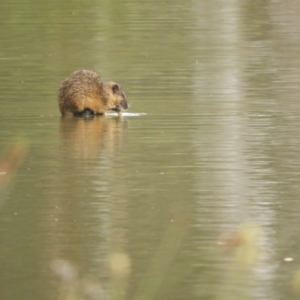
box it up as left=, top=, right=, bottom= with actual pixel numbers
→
left=112, top=84, right=120, bottom=93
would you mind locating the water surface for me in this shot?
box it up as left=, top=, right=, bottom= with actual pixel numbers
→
left=1, top=1, right=300, bottom=300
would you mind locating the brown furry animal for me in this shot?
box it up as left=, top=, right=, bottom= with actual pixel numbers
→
left=58, top=70, right=128, bottom=116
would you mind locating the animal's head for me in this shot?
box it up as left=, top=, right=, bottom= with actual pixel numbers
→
left=103, top=81, right=128, bottom=112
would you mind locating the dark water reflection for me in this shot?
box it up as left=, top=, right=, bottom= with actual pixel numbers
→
left=1, top=0, right=300, bottom=300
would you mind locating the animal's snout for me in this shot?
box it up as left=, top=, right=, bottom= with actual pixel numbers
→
left=120, top=97, right=128, bottom=110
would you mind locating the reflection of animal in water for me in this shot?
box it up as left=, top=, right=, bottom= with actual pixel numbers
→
left=58, top=70, right=128, bottom=117
left=60, top=117, right=127, bottom=159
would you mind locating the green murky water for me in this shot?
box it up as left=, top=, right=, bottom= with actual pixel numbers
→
left=1, top=1, right=300, bottom=299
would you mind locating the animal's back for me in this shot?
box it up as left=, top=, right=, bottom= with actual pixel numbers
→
left=58, top=70, right=103, bottom=116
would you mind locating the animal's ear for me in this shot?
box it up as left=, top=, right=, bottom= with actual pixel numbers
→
left=112, top=84, right=120, bottom=94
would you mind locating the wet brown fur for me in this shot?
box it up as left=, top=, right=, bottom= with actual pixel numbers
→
left=58, top=70, right=128, bottom=116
